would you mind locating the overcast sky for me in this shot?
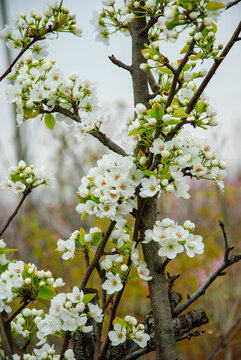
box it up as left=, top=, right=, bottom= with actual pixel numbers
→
left=0, top=0, right=241, bottom=174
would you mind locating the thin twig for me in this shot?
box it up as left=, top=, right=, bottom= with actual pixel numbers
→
left=219, top=220, right=234, bottom=261
left=80, top=221, right=116, bottom=291
left=176, top=329, right=206, bottom=342
left=207, top=316, right=241, bottom=360
left=44, top=105, right=128, bottom=156
left=99, top=257, right=132, bottom=360
left=0, top=38, right=37, bottom=82
left=166, top=21, right=241, bottom=141
left=174, top=252, right=241, bottom=317
left=226, top=0, right=241, bottom=9
left=108, top=55, right=132, bottom=72
left=165, top=24, right=204, bottom=110
left=6, top=300, right=29, bottom=324
left=0, top=191, right=30, bottom=237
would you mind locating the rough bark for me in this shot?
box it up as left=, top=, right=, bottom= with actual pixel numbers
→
left=130, top=9, right=178, bottom=360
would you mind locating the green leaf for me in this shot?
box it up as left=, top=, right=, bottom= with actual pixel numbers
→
left=158, top=67, right=173, bottom=75
left=81, top=211, right=89, bottom=220
left=182, top=64, right=191, bottom=72
left=91, top=233, right=102, bottom=247
left=143, top=170, right=159, bottom=178
left=44, top=113, right=55, bottom=129
left=0, top=248, right=18, bottom=255
left=165, top=19, right=179, bottom=30
left=206, top=1, right=226, bottom=10
left=39, top=286, right=56, bottom=299
left=147, top=103, right=164, bottom=120
left=173, top=108, right=190, bottom=118
left=190, top=51, right=202, bottom=60
left=25, top=110, right=40, bottom=119
left=113, top=317, right=127, bottom=327
left=128, top=128, right=145, bottom=136
left=83, top=293, right=95, bottom=305
left=180, top=45, right=189, bottom=54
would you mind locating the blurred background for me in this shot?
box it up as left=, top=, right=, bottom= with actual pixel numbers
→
left=0, top=1, right=241, bottom=359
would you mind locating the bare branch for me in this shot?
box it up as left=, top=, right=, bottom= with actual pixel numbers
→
left=207, top=315, right=241, bottom=360
left=109, top=55, right=132, bottom=72
left=6, top=300, right=29, bottom=324
left=44, top=106, right=128, bottom=156
left=176, top=329, right=206, bottom=342
left=219, top=220, right=234, bottom=261
left=0, top=191, right=30, bottom=237
left=90, top=131, right=128, bottom=157
left=80, top=221, right=116, bottom=291
left=174, top=252, right=241, bottom=317
left=226, top=0, right=241, bottom=9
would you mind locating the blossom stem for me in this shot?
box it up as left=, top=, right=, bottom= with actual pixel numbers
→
left=0, top=191, right=29, bottom=237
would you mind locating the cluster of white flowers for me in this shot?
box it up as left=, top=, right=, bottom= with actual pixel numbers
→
left=122, top=124, right=227, bottom=199
left=12, top=344, right=75, bottom=360
left=91, top=0, right=225, bottom=45
left=144, top=218, right=204, bottom=259
left=76, top=153, right=143, bottom=221
left=73, top=113, right=108, bottom=143
left=0, top=160, right=54, bottom=194
left=57, top=227, right=102, bottom=260
left=11, top=308, right=43, bottom=339
left=109, top=315, right=150, bottom=348
left=0, top=256, right=64, bottom=314
left=6, top=56, right=97, bottom=125
left=0, top=0, right=82, bottom=57
left=35, top=286, right=103, bottom=345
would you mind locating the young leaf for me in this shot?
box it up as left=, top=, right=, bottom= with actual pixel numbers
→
left=0, top=248, right=18, bottom=255
left=39, top=286, right=56, bottom=299
left=44, top=113, right=56, bottom=129
left=83, top=293, right=96, bottom=305
left=91, top=233, right=102, bottom=246
left=206, top=1, right=226, bottom=10
left=173, top=108, right=190, bottom=118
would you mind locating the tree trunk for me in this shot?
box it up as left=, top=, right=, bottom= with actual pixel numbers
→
left=131, top=12, right=178, bottom=360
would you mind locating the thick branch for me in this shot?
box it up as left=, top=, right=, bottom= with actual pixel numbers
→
left=0, top=312, right=13, bottom=360
left=111, top=308, right=208, bottom=360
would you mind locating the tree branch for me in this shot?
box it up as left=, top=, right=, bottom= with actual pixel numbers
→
left=0, top=191, right=30, bottom=237
left=108, top=55, right=132, bottom=72
left=226, top=0, right=241, bottom=9
left=45, top=106, right=128, bottom=156
left=165, top=24, right=204, bottom=110
left=0, top=312, right=13, bottom=360
left=174, top=252, right=241, bottom=317
left=166, top=21, right=241, bottom=141
left=80, top=221, right=116, bottom=291
left=207, top=315, right=241, bottom=360
left=0, top=38, right=37, bottom=82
